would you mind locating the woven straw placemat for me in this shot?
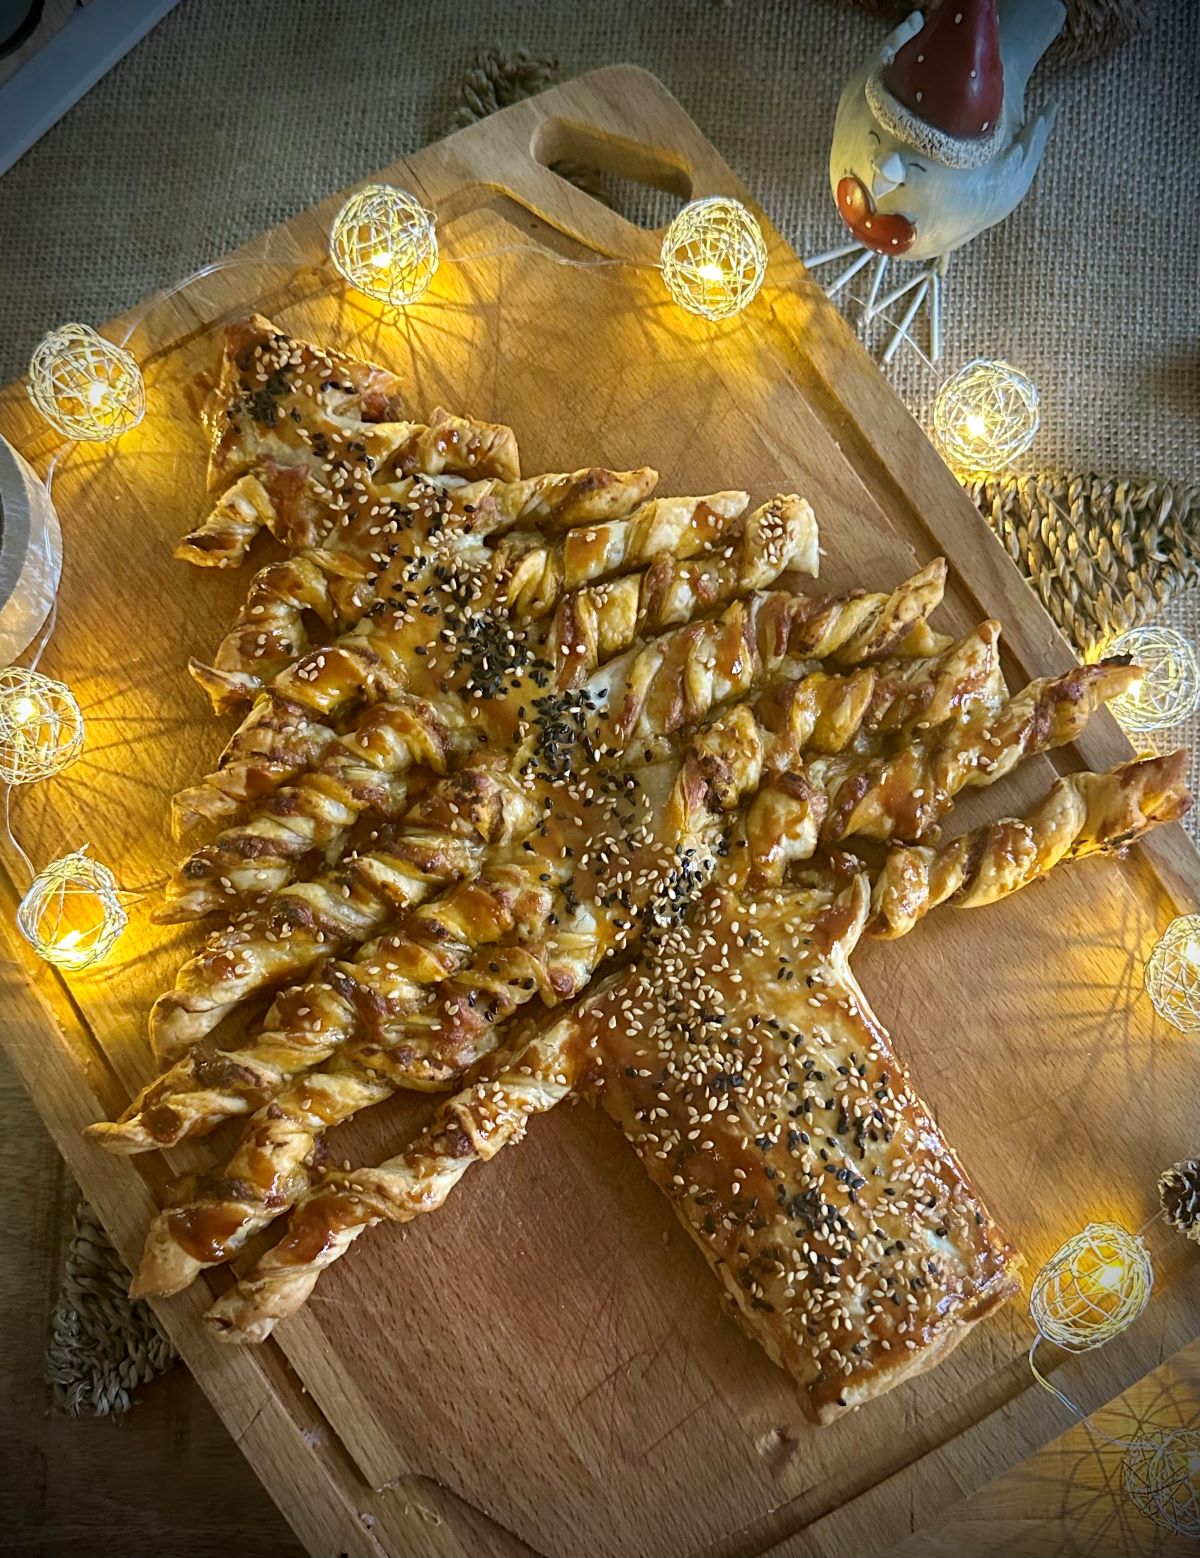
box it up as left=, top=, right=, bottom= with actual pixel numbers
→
left=970, top=472, right=1200, bottom=656
left=46, top=1201, right=176, bottom=1415
left=0, top=5, right=1194, bottom=1413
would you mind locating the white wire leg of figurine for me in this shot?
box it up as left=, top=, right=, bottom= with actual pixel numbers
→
left=803, top=241, right=948, bottom=366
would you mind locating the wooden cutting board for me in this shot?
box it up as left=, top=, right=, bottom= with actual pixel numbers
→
left=1, top=66, right=1198, bottom=1558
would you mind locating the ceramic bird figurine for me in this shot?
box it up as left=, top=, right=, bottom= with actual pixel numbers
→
left=807, top=0, right=1065, bottom=361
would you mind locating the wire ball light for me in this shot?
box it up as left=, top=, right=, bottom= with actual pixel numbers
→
left=1106, top=625, right=1200, bottom=736
left=659, top=197, right=768, bottom=321
left=0, top=667, right=84, bottom=785
left=1123, top=1427, right=1200, bottom=1539
left=330, top=185, right=440, bottom=307
left=932, top=358, right=1040, bottom=473
left=1029, top=1223, right=1153, bottom=1352
left=28, top=323, right=146, bottom=442
left=17, top=848, right=127, bottom=971
left=1144, top=914, right=1200, bottom=1034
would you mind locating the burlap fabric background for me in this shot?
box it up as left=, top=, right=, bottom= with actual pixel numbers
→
left=2, top=0, right=1196, bottom=477
left=0, top=0, right=1197, bottom=1411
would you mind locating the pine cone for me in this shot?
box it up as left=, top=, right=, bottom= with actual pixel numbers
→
left=1159, top=1158, right=1200, bottom=1243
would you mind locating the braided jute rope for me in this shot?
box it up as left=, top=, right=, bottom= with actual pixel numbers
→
left=46, top=46, right=1193, bottom=1417
left=451, top=44, right=560, bottom=129
left=452, top=46, right=612, bottom=206
left=46, top=1200, right=175, bottom=1416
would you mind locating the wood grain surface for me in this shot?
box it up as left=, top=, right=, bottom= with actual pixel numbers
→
left=882, top=1341, right=1200, bottom=1558
left=1, top=65, right=1197, bottom=1558
left=5, top=1046, right=1194, bottom=1558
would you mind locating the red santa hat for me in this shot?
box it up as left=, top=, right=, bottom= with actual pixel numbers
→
left=865, top=1, right=1007, bottom=170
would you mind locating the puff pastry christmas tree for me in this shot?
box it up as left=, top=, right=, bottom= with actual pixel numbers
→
left=86, top=318, right=1189, bottom=1425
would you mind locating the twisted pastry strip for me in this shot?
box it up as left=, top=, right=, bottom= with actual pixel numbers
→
left=502, top=490, right=750, bottom=620
left=827, top=558, right=948, bottom=665
left=182, top=410, right=523, bottom=568
left=191, top=466, right=661, bottom=711
left=174, top=473, right=281, bottom=570
left=203, top=1009, right=593, bottom=1341
left=350, top=408, right=521, bottom=492
left=552, top=497, right=819, bottom=670
left=867, top=751, right=1190, bottom=938
left=159, top=694, right=476, bottom=922
left=96, top=837, right=568, bottom=1155
left=150, top=763, right=543, bottom=1059
left=595, top=559, right=949, bottom=745
left=131, top=742, right=724, bottom=1293
left=94, top=978, right=353, bottom=1155
left=741, top=659, right=1139, bottom=883
left=822, top=658, right=1140, bottom=846
left=155, top=558, right=955, bottom=1059
left=190, top=312, right=519, bottom=565
left=343, top=779, right=692, bottom=1107
left=171, top=698, right=341, bottom=836
left=170, top=504, right=828, bottom=828
left=188, top=548, right=376, bottom=709
left=855, top=619, right=1005, bottom=747
left=111, top=665, right=889, bottom=1162
left=751, top=666, right=880, bottom=761
left=443, top=464, right=660, bottom=542
left=178, top=461, right=328, bottom=570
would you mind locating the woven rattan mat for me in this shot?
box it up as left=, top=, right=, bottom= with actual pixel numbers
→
left=3, top=5, right=1196, bottom=1412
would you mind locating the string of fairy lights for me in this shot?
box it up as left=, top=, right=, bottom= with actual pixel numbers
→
left=5, top=182, right=1199, bottom=1532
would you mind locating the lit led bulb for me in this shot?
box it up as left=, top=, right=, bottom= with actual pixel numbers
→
left=1144, top=914, right=1200, bottom=1033
left=660, top=197, right=767, bottom=321
left=330, top=185, right=439, bottom=306
left=17, top=848, right=126, bottom=971
left=28, top=324, right=145, bottom=442
left=932, top=358, right=1040, bottom=473
left=1106, top=626, right=1200, bottom=736
left=1029, top=1222, right=1152, bottom=1351
left=0, top=667, right=84, bottom=785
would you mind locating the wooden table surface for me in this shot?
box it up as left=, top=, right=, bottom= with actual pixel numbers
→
left=3, top=64, right=1198, bottom=1555
left=4, top=1037, right=1195, bottom=1557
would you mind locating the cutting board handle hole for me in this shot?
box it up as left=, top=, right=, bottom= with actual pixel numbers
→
left=532, top=117, right=693, bottom=231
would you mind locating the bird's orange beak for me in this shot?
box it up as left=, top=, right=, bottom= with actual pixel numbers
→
left=836, top=176, right=917, bottom=255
